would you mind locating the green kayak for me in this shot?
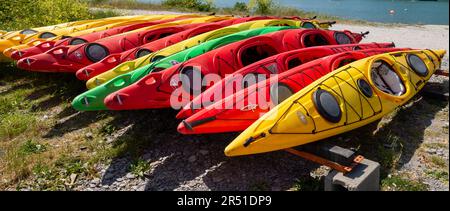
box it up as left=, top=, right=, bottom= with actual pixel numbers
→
left=72, top=26, right=295, bottom=111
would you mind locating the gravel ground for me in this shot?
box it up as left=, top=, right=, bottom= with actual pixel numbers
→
left=69, top=9, right=449, bottom=191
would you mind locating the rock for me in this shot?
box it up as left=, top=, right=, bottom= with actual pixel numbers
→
left=199, top=150, right=209, bottom=155
left=70, top=173, right=78, bottom=185
left=426, top=148, right=437, bottom=154
left=92, top=178, right=101, bottom=185
left=85, top=132, right=93, bottom=139
left=212, top=176, right=224, bottom=183
left=116, top=177, right=124, bottom=182
left=188, top=155, right=197, bottom=163
left=126, top=173, right=137, bottom=179
left=42, top=115, right=49, bottom=120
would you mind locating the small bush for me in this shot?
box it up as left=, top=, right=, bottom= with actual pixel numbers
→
left=233, top=2, right=248, bottom=12
left=248, top=0, right=275, bottom=15
left=162, top=0, right=215, bottom=12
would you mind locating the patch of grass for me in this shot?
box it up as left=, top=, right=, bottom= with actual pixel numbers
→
left=423, top=142, right=448, bottom=149
left=429, top=155, right=447, bottom=168
left=377, top=133, right=403, bottom=171
left=426, top=170, right=449, bottom=182
left=0, top=113, right=36, bottom=141
left=129, top=159, right=150, bottom=178
left=19, top=140, right=47, bottom=155
left=292, top=177, right=322, bottom=191
left=382, top=175, right=428, bottom=191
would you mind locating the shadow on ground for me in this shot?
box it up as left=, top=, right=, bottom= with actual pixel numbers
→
left=101, top=84, right=447, bottom=191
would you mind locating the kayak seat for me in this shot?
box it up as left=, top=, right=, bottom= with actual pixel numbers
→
left=303, top=34, right=330, bottom=47
left=240, top=44, right=278, bottom=66
left=370, top=60, right=405, bottom=96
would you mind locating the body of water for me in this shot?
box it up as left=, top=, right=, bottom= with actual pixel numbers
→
left=141, top=0, right=449, bottom=25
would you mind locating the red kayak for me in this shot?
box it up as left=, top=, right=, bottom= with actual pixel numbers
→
left=75, top=16, right=278, bottom=81
left=10, top=18, right=183, bottom=61
left=176, top=42, right=396, bottom=119
left=104, top=28, right=365, bottom=110
left=177, top=48, right=408, bottom=134
left=17, top=18, right=228, bottom=73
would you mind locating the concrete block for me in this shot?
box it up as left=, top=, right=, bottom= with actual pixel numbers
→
left=325, top=158, right=380, bottom=191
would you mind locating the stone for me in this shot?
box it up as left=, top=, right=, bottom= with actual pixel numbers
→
left=126, top=173, right=137, bottom=179
left=199, top=150, right=209, bottom=155
left=85, top=132, right=93, bottom=139
left=92, top=178, right=101, bottom=184
left=188, top=155, right=197, bottom=163
left=70, top=173, right=78, bottom=185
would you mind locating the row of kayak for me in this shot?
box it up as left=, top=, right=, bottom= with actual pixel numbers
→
left=1, top=14, right=445, bottom=157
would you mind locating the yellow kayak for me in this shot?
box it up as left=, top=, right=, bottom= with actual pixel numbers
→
left=225, top=49, right=446, bottom=157
left=0, top=15, right=190, bottom=61
left=86, top=18, right=325, bottom=89
left=1, top=14, right=197, bottom=58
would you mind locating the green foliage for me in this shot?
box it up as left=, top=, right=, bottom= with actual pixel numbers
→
left=0, top=0, right=93, bottom=30
left=426, top=170, right=449, bottom=182
left=233, top=2, right=248, bottom=12
left=19, top=140, right=47, bottom=155
left=248, top=0, right=274, bottom=14
left=162, top=0, right=215, bottom=12
left=129, top=159, right=150, bottom=178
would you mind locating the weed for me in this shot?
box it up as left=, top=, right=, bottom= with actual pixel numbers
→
left=129, top=159, right=150, bottom=178
left=292, top=177, right=323, bottom=191
left=100, top=124, right=117, bottom=135
left=19, top=140, right=47, bottom=155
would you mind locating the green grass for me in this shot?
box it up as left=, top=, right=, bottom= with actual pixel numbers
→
left=429, top=156, right=447, bottom=168
left=426, top=170, right=449, bottom=182
left=382, top=175, right=428, bottom=191
left=19, top=140, right=47, bottom=155
left=0, top=113, right=36, bottom=141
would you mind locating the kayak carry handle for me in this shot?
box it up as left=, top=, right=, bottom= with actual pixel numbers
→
left=361, top=31, right=370, bottom=38
left=320, top=21, right=337, bottom=26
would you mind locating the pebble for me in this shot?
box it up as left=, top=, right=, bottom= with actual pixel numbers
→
left=199, top=150, right=209, bottom=155
left=426, top=148, right=437, bottom=154
left=92, top=178, right=101, bottom=184
left=70, top=173, right=78, bottom=185
left=126, top=173, right=137, bottom=179
left=85, top=132, right=93, bottom=139
left=188, top=155, right=197, bottom=163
